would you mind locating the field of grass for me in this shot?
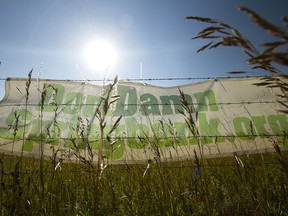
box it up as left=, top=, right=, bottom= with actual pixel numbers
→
left=1, top=148, right=288, bottom=215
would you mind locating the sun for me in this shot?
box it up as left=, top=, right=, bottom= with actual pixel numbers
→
left=83, top=40, right=118, bottom=72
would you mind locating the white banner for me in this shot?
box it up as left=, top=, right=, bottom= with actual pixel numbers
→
left=0, top=77, right=287, bottom=163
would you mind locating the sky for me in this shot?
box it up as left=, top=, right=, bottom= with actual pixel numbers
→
left=0, top=0, right=287, bottom=100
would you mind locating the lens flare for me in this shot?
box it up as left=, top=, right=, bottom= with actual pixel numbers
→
left=83, top=40, right=117, bottom=72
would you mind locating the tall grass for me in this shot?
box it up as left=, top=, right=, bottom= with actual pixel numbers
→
left=186, top=6, right=288, bottom=110
left=1, top=151, right=288, bottom=215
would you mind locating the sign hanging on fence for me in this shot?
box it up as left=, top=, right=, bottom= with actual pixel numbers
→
left=0, top=77, right=287, bottom=163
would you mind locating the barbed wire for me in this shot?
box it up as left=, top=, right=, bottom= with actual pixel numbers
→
left=0, top=75, right=282, bottom=107
left=0, top=159, right=283, bottom=176
left=0, top=133, right=286, bottom=148
left=1, top=159, right=280, bottom=176
left=0, top=101, right=280, bottom=108
left=0, top=75, right=266, bottom=82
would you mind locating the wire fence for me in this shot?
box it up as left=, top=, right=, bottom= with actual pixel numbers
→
left=0, top=133, right=286, bottom=145
left=0, top=75, right=280, bottom=108
left=0, top=100, right=280, bottom=107
left=0, top=75, right=287, bottom=174
left=0, top=159, right=283, bottom=176
left=0, top=75, right=266, bottom=82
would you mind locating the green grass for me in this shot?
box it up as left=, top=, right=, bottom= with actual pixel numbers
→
left=1, top=150, right=287, bottom=215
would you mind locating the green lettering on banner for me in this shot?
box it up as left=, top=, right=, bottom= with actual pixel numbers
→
left=151, top=122, right=174, bottom=147
left=125, top=118, right=149, bottom=149
left=104, top=126, right=125, bottom=160
left=66, top=124, right=125, bottom=160
left=233, top=117, right=256, bottom=140
left=85, top=124, right=100, bottom=146
left=28, top=119, right=52, bottom=138
left=5, top=109, right=33, bottom=128
left=28, top=119, right=68, bottom=140
left=174, top=122, right=196, bottom=146
left=194, top=90, right=218, bottom=112
left=140, top=93, right=160, bottom=116
left=0, top=109, right=33, bottom=140
left=4, top=79, right=288, bottom=161
left=160, top=94, right=192, bottom=115
left=22, top=119, right=69, bottom=152
left=37, top=83, right=65, bottom=112
left=102, top=139, right=125, bottom=160
left=198, top=113, right=224, bottom=144
left=63, top=92, right=83, bottom=114
left=82, top=95, right=100, bottom=117
left=268, top=115, right=288, bottom=145
left=115, top=85, right=137, bottom=116
left=268, top=115, right=288, bottom=135
left=252, top=116, right=270, bottom=138
left=64, top=119, right=89, bottom=148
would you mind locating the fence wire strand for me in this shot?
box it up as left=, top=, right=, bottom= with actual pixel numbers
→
left=0, top=75, right=266, bottom=82
left=0, top=75, right=287, bottom=175
left=0, top=160, right=283, bottom=176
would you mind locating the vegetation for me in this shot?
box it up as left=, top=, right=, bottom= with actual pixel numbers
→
left=186, top=6, right=288, bottom=112
left=1, top=151, right=288, bottom=215
left=0, top=6, right=288, bottom=216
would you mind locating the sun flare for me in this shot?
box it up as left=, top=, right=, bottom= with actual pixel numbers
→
left=83, top=40, right=117, bottom=72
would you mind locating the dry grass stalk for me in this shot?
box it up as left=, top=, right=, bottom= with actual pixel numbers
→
left=22, top=70, right=33, bottom=152
left=187, top=6, right=288, bottom=113
left=178, top=88, right=204, bottom=157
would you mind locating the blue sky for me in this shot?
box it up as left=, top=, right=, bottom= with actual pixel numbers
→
left=0, top=0, right=287, bottom=99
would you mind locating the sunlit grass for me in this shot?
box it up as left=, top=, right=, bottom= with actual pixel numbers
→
left=1, top=150, right=288, bottom=215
